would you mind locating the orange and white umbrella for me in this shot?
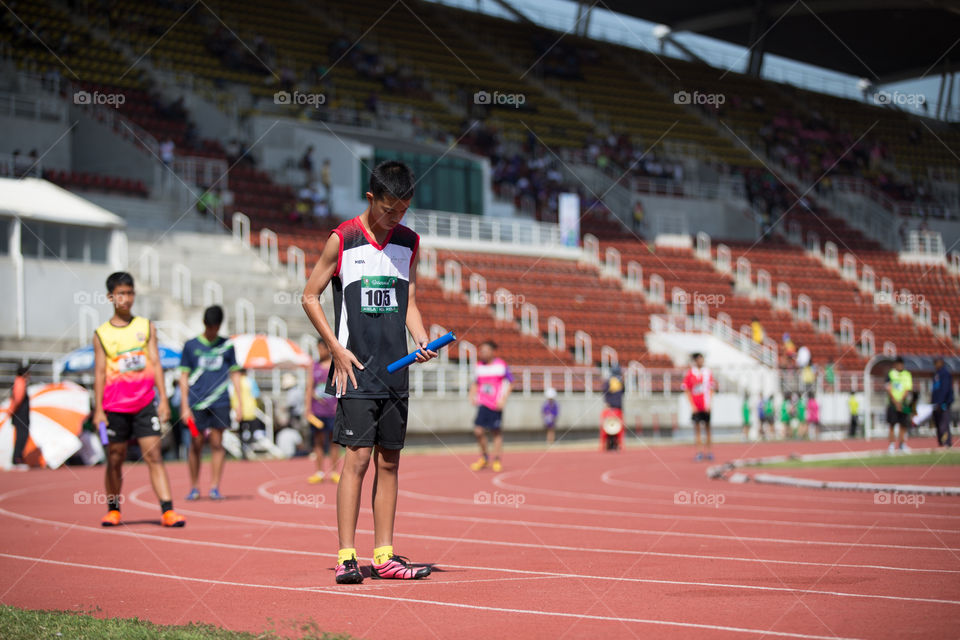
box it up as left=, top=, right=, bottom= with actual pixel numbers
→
left=231, top=334, right=311, bottom=369
left=0, top=381, right=89, bottom=469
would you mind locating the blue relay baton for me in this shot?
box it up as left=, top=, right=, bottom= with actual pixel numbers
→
left=387, top=332, right=457, bottom=373
left=98, top=421, right=109, bottom=446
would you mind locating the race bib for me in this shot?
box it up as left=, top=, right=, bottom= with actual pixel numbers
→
left=692, top=383, right=704, bottom=395
left=360, top=275, right=398, bottom=313
left=117, top=352, right=146, bottom=373
left=199, top=354, right=223, bottom=370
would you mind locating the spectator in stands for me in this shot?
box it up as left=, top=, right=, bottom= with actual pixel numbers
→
left=320, top=158, right=332, bottom=201
left=632, top=200, right=645, bottom=233
left=196, top=187, right=220, bottom=217
left=886, top=357, right=913, bottom=453
left=541, top=388, right=559, bottom=445
left=778, top=396, right=791, bottom=439
left=299, top=146, right=314, bottom=186
left=751, top=318, right=764, bottom=345
left=931, top=357, right=953, bottom=447
left=795, top=393, right=807, bottom=438
left=160, top=138, right=175, bottom=167
left=801, top=363, right=816, bottom=391
left=7, top=363, right=31, bottom=469
left=848, top=391, right=860, bottom=438
left=781, top=333, right=797, bottom=367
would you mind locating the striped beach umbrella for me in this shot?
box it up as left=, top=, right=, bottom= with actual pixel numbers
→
left=231, top=334, right=311, bottom=369
left=0, top=381, right=90, bottom=469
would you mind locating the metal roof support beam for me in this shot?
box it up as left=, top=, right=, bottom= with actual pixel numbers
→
left=746, top=0, right=768, bottom=78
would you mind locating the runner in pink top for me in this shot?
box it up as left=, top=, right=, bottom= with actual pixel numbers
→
left=806, top=393, right=820, bottom=440
left=469, top=341, right=513, bottom=472
left=682, top=352, right=716, bottom=461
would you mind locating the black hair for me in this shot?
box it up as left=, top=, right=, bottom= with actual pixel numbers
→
left=203, top=305, right=224, bottom=327
left=480, top=340, right=498, bottom=350
left=106, top=271, right=135, bottom=293
left=691, top=352, right=703, bottom=360
left=894, top=356, right=904, bottom=364
left=369, top=160, right=415, bottom=201
left=16, top=363, right=30, bottom=376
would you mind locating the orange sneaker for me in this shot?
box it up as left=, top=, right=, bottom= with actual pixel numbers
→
left=161, top=510, right=186, bottom=527
left=101, top=510, right=122, bottom=527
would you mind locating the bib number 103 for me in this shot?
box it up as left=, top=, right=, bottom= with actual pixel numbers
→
left=361, top=275, right=399, bottom=313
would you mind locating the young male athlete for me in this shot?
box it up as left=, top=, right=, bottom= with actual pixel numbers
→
left=179, top=305, right=242, bottom=500
left=302, top=160, right=436, bottom=584
left=93, top=272, right=185, bottom=527
left=683, top=352, right=716, bottom=461
left=306, top=337, right=341, bottom=484
left=469, top=340, right=513, bottom=472
left=886, top=357, right=913, bottom=453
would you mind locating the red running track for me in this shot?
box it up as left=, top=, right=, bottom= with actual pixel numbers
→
left=0, top=437, right=957, bottom=639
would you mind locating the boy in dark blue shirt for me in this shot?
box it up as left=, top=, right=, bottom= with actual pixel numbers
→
left=179, top=306, right=242, bottom=499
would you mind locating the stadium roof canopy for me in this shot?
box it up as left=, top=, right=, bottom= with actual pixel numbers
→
left=0, top=177, right=124, bottom=228
left=597, top=0, right=960, bottom=83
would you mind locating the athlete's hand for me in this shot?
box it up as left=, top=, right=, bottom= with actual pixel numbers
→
left=158, top=399, right=171, bottom=424
left=332, top=345, right=363, bottom=395
left=413, top=338, right=438, bottom=364
left=93, top=408, right=108, bottom=427
left=181, top=406, right=193, bottom=426
left=234, top=407, right=243, bottom=426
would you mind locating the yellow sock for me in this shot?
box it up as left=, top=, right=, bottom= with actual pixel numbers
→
left=337, top=548, right=357, bottom=565
left=373, top=545, right=394, bottom=565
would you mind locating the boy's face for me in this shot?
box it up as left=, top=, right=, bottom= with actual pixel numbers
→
left=894, top=361, right=904, bottom=371
left=367, top=193, right=410, bottom=230
left=478, top=344, right=494, bottom=363
left=694, top=355, right=704, bottom=367
left=108, top=284, right=135, bottom=314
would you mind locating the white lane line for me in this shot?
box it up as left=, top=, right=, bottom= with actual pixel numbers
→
left=0, top=552, right=866, bottom=640
left=201, top=484, right=960, bottom=554
left=483, top=469, right=960, bottom=521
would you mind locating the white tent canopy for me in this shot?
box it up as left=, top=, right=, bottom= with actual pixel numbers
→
left=0, top=177, right=125, bottom=228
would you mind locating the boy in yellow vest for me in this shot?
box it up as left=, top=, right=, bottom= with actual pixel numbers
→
left=93, top=272, right=185, bottom=527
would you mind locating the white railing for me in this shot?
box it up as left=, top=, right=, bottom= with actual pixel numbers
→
left=404, top=210, right=564, bottom=248
left=235, top=298, right=255, bottom=334
left=494, top=287, right=514, bottom=322
left=715, top=244, right=731, bottom=274
left=603, top=247, right=621, bottom=278
left=818, top=306, right=833, bottom=334
left=137, top=246, right=160, bottom=288
left=695, top=231, right=711, bottom=260
left=520, top=302, right=539, bottom=336
left=203, top=280, right=223, bottom=306
left=860, top=264, right=875, bottom=293
left=574, top=330, right=592, bottom=365
left=756, top=269, right=771, bottom=299
left=841, top=253, right=857, bottom=281
left=904, top=230, right=945, bottom=257
left=839, top=317, right=855, bottom=345
left=650, top=314, right=778, bottom=367
left=468, top=272, right=486, bottom=305
left=547, top=316, right=565, bottom=351
left=418, top=247, right=437, bottom=279
left=796, top=294, right=812, bottom=323
left=0, top=91, right=67, bottom=123
left=232, top=212, right=251, bottom=247
left=823, top=241, right=839, bottom=269
left=775, top=282, right=791, bottom=310
left=443, top=259, right=462, bottom=294
left=287, top=246, right=306, bottom=284
left=78, top=305, right=99, bottom=344
left=582, top=234, right=600, bottom=266
left=171, top=263, right=192, bottom=306
left=937, top=311, right=951, bottom=338
left=267, top=315, right=287, bottom=339
left=259, top=229, right=279, bottom=268
left=172, top=156, right=229, bottom=190
left=625, top=261, right=643, bottom=291
left=648, top=274, right=665, bottom=304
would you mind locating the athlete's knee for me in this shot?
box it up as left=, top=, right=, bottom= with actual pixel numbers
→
left=344, top=448, right=372, bottom=474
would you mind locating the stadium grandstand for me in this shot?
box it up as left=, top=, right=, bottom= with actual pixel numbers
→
left=0, top=0, right=959, bottom=634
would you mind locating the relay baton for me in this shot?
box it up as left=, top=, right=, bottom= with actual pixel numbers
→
left=387, top=332, right=457, bottom=373
left=98, top=421, right=109, bottom=446
left=186, top=415, right=200, bottom=438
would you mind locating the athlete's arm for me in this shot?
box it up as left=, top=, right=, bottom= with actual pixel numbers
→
left=469, top=382, right=478, bottom=406
left=497, top=381, right=513, bottom=410
left=93, top=331, right=107, bottom=426
left=149, top=322, right=170, bottom=423
left=303, top=233, right=362, bottom=395
left=405, top=268, right=437, bottom=364
left=178, top=369, right=192, bottom=423
left=303, top=372, right=314, bottom=424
